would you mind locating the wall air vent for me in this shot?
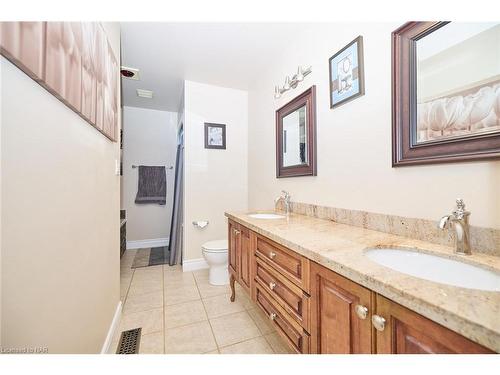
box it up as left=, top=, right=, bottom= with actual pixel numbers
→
left=120, top=66, right=140, bottom=80
left=136, top=89, right=154, bottom=99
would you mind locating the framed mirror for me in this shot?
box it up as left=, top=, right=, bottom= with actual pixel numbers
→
left=392, top=22, right=500, bottom=166
left=276, top=86, right=317, bottom=177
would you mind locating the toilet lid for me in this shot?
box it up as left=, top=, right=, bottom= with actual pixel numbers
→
left=202, top=239, right=228, bottom=252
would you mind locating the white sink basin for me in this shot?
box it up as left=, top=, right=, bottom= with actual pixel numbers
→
left=365, top=248, right=500, bottom=291
left=248, top=213, right=285, bottom=220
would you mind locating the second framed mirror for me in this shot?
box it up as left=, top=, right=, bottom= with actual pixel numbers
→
left=276, top=86, right=317, bottom=178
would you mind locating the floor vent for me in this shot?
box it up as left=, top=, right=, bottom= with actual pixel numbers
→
left=116, top=328, right=142, bottom=354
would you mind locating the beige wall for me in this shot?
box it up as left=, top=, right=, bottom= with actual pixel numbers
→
left=122, top=106, right=178, bottom=243
left=0, top=23, right=121, bottom=353
left=248, top=23, right=500, bottom=229
left=183, top=81, right=248, bottom=262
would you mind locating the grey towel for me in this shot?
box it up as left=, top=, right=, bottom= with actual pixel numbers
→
left=135, top=166, right=166, bottom=205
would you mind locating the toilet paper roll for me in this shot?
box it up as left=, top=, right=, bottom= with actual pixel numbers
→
left=192, top=220, right=209, bottom=228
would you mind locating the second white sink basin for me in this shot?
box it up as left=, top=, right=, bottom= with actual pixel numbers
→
left=365, top=248, right=500, bottom=292
left=248, top=213, right=285, bottom=220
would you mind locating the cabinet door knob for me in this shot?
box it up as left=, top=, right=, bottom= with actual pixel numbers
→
left=269, top=281, right=277, bottom=290
left=355, top=304, right=368, bottom=320
left=269, top=251, right=277, bottom=259
left=233, top=229, right=241, bottom=235
left=269, top=312, right=277, bottom=321
left=371, top=314, right=386, bottom=331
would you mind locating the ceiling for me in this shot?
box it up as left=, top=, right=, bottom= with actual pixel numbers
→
left=120, top=23, right=305, bottom=112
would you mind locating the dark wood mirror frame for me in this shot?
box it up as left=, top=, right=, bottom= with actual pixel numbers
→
left=276, top=86, right=317, bottom=178
left=392, top=22, right=500, bottom=167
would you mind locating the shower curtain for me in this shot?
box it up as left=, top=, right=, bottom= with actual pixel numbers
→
left=168, top=126, right=184, bottom=266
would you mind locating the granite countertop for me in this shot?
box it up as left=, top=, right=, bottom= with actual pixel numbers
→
left=225, top=211, right=500, bottom=352
left=120, top=219, right=127, bottom=228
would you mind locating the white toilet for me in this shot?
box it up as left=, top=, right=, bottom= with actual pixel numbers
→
left=202, top=239, right=229, bottom=285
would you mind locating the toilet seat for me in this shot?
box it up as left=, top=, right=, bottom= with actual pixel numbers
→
left=202, top=239, right=228, bottom=253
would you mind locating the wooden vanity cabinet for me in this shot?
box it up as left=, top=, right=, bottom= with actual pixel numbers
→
left=310, top=262, right=374, bottom=354
left=227, top=219, right=496, bottom=354
left=375, top=295, right=494, bottom=354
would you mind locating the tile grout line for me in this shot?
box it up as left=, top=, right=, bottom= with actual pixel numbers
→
left=194, top=271, right=220, bottom=352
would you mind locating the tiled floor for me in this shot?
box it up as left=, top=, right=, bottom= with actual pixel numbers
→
left=109, top=249, right=294, bottom=354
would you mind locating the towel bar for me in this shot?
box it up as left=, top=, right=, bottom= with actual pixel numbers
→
left=132, top=165, right=173, bottom=170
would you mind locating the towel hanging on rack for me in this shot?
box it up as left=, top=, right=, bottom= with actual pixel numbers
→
left=135, top=165, right=166, bottom=205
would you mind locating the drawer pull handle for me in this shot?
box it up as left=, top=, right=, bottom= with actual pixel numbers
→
left=269, top=281, right=277, bottom=290
left=355, top=304, right=368, bottom=320
left=269, top=251, right=277, bottom=259
left=269, top=313, right=277, bottom=321
left=371, top=314, right=386, bottom=331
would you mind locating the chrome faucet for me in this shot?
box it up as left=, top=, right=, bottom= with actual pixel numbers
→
left=438, top=199, right=472, bottom=255
left=275, top=190, right=291, bottom=215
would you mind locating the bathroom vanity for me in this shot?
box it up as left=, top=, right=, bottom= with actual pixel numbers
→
left=226, top=212, right=499, bottom=354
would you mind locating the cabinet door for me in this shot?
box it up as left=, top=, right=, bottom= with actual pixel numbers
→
left=238, top=226, right=252, bottom=294
left=310, top=262, right=373, bottom=354
left=228, top=220, right=240, bottom=276
left=375, top=295, right=493, bottom=354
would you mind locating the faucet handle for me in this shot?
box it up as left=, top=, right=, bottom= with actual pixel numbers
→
left=453, top=198, right=470, bottom=219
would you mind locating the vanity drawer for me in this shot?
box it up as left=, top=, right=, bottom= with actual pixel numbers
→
left=256, top=284, right=310, bottom=354
left=255, top=257, right=310, bottom=331
left=256, top=235, right=310, bottom=292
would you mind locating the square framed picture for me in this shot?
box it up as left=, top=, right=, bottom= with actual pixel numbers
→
left=204, top=123, right=226, bottom=149
left=329, top=36, right=365, bottom=109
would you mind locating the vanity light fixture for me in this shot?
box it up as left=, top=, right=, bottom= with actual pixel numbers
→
left=274, top=65, right=312, bottom=99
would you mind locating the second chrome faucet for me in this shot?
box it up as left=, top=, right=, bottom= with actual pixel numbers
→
left=439, top=198, right=472, bottom=255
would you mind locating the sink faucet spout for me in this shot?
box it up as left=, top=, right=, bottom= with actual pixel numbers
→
left=438, top=199, right=471, bottom=255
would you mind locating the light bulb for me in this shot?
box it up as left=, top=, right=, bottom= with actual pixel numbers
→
left=296, top=66, right=304, bottom=82
left=283, top=76, right=290, bottom=90
left=274, top=86, right=281, bottom=99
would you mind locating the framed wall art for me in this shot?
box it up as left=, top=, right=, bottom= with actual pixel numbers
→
left=0, top=21, right=119, bottom=141
left=329, top=35, right=365, bottom=109
left=204, top=123, right=226, bottom=149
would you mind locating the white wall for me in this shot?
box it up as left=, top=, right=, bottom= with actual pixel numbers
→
left=1, top=23, right=121, bottom=353
left=122, top=106, right=178, bottom=243
left=183, top=80, right=248, bottom=261
left=248, top=23, right=500, bottom=229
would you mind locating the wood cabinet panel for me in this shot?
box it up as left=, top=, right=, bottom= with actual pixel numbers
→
left=310, top=262, right=373, bottom=354
left=255, top=235, right=310, bottom=292
left=228, top=220, right=239, bottom=276
left=239, top=226, right=252, bottom=294
left=375, top=295, right=493, bottom=354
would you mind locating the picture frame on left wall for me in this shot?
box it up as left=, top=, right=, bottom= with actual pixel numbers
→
left=0, top=21, right=119, bottom=141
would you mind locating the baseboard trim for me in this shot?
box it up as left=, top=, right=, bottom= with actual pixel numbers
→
left=126, top=237, right=169, bottom=250
left=182, top=258, right=209, bottom=272
left=101, top=301, right=122, bottom=354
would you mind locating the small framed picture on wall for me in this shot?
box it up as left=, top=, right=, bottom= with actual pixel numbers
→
left=204, top=123, right=226, bottom=149
left=329, top=35, right=365, bottom=109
